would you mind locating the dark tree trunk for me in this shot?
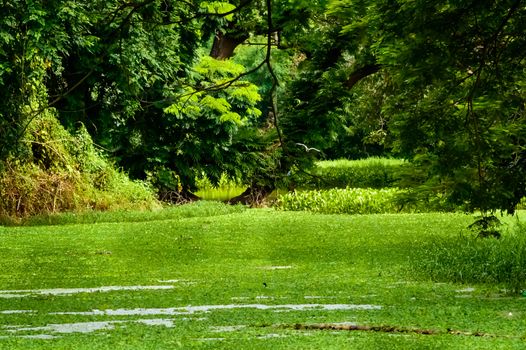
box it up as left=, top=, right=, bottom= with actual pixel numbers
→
left=209, top=31, right=249, bottom=60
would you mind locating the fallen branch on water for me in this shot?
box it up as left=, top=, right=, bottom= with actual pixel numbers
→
left=271, top=323, right=504, bottom=338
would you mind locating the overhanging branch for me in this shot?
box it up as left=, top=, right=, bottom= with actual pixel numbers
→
left=345, top=64, right=382, bottom=89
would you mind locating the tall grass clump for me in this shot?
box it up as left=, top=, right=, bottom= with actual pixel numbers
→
left=277, top=188, right=406, bottom=214
left=0, top=114, right=158, bottom=222
left=290, top=157, right=409, bottom=190
left=413, top=221, right=526, bottom=292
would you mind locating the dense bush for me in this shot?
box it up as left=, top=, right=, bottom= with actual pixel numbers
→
left=413, top=221, right=526, bottom=293
left=0, top=114, right=158, bottom=221
left=288, top=158, right=408, bottom=190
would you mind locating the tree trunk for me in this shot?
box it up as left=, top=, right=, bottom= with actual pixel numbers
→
left=210, top=31, right=249, bottom=60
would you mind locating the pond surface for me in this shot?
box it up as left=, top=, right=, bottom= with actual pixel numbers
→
left=2, top=302, right=382, bottom=338
left=50, top=303, right=382, bottom=316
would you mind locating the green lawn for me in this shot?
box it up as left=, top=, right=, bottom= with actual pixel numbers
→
left=0, top=202, right=525, bottom=349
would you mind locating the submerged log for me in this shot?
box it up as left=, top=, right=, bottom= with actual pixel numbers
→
left=291, top=323, right=439, bottom=335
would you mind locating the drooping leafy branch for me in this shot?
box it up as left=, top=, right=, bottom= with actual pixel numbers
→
left=329, top=0, right=526, bottom=213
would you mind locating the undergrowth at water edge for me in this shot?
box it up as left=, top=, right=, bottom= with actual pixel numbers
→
left=5, top=200, right=246, bottom=226
left=276, top=187, right=454, bottom=214
left=277, top=188, right=404, bottom=214
left=0, top=114, right=158, bottom=222
left=413, top=218, right=526, bottom=292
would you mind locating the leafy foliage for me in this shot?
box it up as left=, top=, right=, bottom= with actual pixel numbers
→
left=0, top=113, right=157, bottom=220
left=327, top=0, right=526, bottom=213
left=0, top=0, right=281, bottom=205
left=1, top=0, right=526, bottom=214
left=145, top=55, right=267, bottom=193
left=0, top=0, right=69, bottom=160
left=324, top=73, right=394, bottom=159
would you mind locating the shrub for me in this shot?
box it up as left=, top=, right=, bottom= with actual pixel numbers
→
left=0, top=162, right=80, bottom=218
left=289, top=157, right=409, bottom=190
left=412, top=220, right=526, bottom=293
left=84, top=169, right=158, bottom=212
left=0, top=114, right=158, bottom=221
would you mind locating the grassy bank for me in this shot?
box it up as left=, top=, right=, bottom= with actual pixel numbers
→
left=0, top=203, right=525, bottom=349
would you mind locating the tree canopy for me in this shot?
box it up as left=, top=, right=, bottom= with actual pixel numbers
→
left=0, top=0, right=525, bottom=212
